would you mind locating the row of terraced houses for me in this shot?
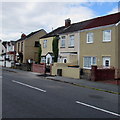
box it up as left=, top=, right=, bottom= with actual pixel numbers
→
left=0, top=12, right=120, bottom=80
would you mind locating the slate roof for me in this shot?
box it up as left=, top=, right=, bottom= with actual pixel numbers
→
left=59, top=12, right=120, bottom=34
left=40, top=12, right=120, bottom=38
left=17, top=29, right=45, bottom=42
left=40, top=26, right=65, bottom=39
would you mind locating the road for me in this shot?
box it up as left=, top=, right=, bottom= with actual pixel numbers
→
left=2, top=68, right=120, bottom=119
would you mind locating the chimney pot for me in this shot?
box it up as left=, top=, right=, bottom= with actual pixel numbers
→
left=65, top=18, right=71, bottom=27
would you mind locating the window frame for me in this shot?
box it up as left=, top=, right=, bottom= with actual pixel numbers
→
left=103, top=30, right=111, bottom=42
left=60, top=36, right=66, bottom=48
left=86, top=32, right=94, bottom=43
left=69, top=35, right=74, bottom=47
left=83, top=56, right=97, bottom=69
left=43, top=40, right=47, bottom=48
left=103, top=57, right=110, bottom=68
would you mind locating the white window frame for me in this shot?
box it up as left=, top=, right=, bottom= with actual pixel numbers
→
left=103, top=30, right=111, bottom=42
left=83, top=56, right=97, bottom=69
left=69, top=35, right=74, bottom=47
left=103, top=57, right=110, bottom=68
left=86, top=32, right=94, bottom=43
left=60, top=36, right=66, bottom=47
left=43, top=40, right=47, bottom=48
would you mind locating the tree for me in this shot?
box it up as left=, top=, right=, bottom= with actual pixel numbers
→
left=38, top=44, right=42, bottom=64
left=52, top=36, right=59, bottom=62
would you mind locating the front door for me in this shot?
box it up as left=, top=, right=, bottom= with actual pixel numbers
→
left=103, top=57, right=110, bottom=67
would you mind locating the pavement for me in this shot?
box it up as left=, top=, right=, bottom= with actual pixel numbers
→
left=45, top=76, right=120, bottom=95
left=2, top=67, right=120, bottom=95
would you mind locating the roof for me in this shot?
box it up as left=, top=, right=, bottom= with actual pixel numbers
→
left=46, top=52, right=54, bottom=56
left=17, top=29, right=45, bottom=42
left=39, top=26, right=65, bottom=39
left=59, top=12, right=120, bottom=34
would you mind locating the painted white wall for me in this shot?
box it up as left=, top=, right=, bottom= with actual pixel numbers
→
left=46, top=54, right=52, bottom=65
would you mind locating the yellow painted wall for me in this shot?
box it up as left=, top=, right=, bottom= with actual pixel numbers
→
left=16, top=30, right=46, bottom=63
left=51, top=63, right=80, bottom=79
left=40, top=37, right=53, bottom=56
left=80, top=25, right=117, bottom=68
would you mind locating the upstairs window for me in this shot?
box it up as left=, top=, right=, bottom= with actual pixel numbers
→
left=21, top=42, right=23, bottom=52
left=103, top=30, right=111, bottom=42
left=87, top=32, right=94, bottom=43
left=43, top=40, right=47, bottom=48
left=61, top=36, right=66, bottom=48
left=69, top=35, right=74, bottom=47
left=34, top=41, right=40, bottom=47
left=18, top=43, right=20, bottom=52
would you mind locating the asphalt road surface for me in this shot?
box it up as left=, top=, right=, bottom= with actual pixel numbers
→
left=2, top=68, right=120, bottom=119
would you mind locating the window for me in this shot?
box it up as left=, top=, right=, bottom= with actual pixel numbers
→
left=41, top=57, right=46, bottom=63
left=103, top=57, right=110, bottom=67
left=43, top=40, right=47, bottom=48
left=103, top=30, right=111, bottom=42
left=61, top=36, right=65, bottom=47
left=18, top=43, right=20, bottom=52
left=87, top=32, right=94, bottom=43
left=34, top=41, right=40, bottom=47
left=69, top=35, right=74, bottom=47
left=84, top=56, right=97, bottom=68
left=21, top=42, right=23, bottom=52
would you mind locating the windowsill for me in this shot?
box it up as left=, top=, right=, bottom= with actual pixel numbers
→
left=68, top=46, right=74, bottom=48
left=60, top=46, right=65, bottom=48
left=83, top=67, right=91, bottom=69
left=102, top=40, right=111, bottom=43
left=86, top=42, right=93, bottom=44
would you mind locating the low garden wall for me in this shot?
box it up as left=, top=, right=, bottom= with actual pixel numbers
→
left=32, top=63, right=46, bottom=74
left=51, top=63, right=80, bottom=79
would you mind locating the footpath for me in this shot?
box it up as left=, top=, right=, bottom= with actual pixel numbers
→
left=2, top=67, right=120, bottom=95
left=46, top=76, right=120, bottom=95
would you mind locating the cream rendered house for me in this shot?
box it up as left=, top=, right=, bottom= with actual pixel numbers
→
left=58, top=19, right=80, bottom=64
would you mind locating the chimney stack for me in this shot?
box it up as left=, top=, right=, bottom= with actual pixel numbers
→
left=65, top=18, right=71, bottom=27
left=21, top=33, right=26, bottom=39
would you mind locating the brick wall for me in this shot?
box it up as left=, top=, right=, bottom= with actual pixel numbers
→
left=91, top=66, right=115, bottom=81
left=32, top=63, right=46, bottom=74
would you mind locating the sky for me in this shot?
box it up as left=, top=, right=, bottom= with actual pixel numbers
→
left=0, top=1, right=119, bottom=41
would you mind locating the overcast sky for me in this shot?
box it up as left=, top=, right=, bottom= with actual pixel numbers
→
left=0, top=1, right=119, bottom=41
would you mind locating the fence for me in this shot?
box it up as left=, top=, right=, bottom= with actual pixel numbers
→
left=91, top=66, right=115, bottom=81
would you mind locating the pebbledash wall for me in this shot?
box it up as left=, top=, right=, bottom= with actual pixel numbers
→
left=51, top=63, right=80, bottom=79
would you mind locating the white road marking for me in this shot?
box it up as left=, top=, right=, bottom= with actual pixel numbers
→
left=76, top=101, right=120, bottom=117
left=12, top=80, right=46, bottom=93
